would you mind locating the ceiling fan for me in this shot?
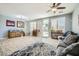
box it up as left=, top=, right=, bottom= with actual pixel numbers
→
left=47, top=3, right=66, bottom=13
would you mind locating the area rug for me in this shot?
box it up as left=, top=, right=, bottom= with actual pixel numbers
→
left=10, top=42, right=56, bottom=56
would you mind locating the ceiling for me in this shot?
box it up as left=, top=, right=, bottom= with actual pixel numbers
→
left=0, top=3, right=78, bottom=20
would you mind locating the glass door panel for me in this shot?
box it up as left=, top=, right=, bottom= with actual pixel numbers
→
left=42, top=19, right=49, bottom=37
left=51, top=17, right=65, bottom=33
left=30, top=21, right=36, bottom=36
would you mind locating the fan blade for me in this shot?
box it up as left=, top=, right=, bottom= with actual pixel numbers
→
left=56, top=3, right=61, bottom=7
left=57, top=7, right=66, bottom=9
left=53, top=3, right=55, bottom=7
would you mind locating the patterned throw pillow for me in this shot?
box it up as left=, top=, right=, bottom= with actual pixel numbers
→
left=63, top=34, right=77, bottom=45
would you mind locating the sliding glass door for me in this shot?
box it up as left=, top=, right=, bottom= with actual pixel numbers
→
left=51, top=17, right=65, bottom=33
left=30, top=20, right=42, bottom=36
left=42, top=19, right=49, bottom=37
left=30, top=21, right=37, bottom=36
left=29, top=17, right=65, bottom=38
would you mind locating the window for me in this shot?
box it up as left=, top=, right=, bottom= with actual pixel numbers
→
left=51, top=17, right=65, bottom=33
left=58, top=17, right=65, bottom=32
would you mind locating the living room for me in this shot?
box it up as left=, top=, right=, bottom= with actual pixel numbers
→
left=0, top=3, right=79, bottom=56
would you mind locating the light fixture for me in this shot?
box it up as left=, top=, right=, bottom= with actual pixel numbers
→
left=52, top=8, right=57, bottom=11
left=16, top=15, right=27, bottom=19
left=16, top=15, right=22, bottom=18
left=51, top=8, right=57, bottom=13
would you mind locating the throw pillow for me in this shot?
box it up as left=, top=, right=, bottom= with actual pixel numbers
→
left=63, top=34, right=77, bottom=45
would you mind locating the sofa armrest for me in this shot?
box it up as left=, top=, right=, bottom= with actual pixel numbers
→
left=61, top=42, right=79, bottom=56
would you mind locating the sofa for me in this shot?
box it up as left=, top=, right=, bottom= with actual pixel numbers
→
left=56, top=31, right=79, bottom=56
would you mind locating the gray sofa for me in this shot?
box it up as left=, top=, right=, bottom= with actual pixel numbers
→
left=56, top=31, right=79, bottom=56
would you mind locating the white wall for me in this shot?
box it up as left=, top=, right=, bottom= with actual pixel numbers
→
left=72, top=4, right=79, bottom=35
left=0, top=15, right=27, bottom=39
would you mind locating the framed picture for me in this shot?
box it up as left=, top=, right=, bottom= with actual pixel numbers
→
left=17, top=21, right=24, bottom=28
left=6, top=20, right=15, bottom=27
